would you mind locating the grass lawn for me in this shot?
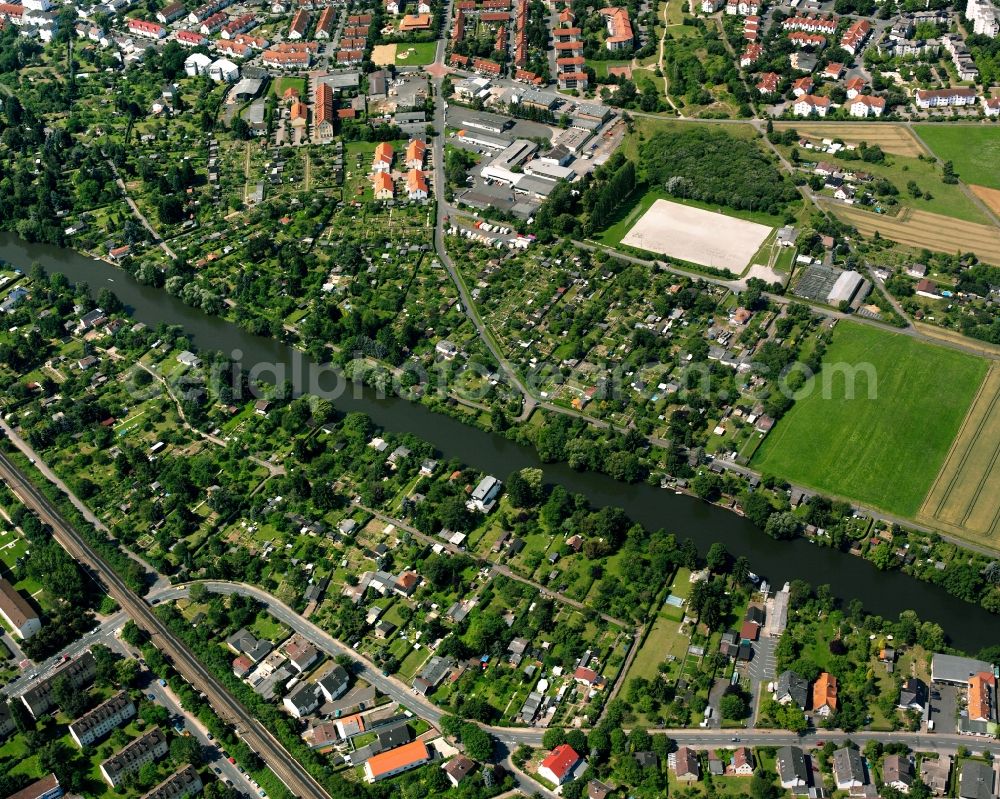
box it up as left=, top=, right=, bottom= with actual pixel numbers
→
left=914, top=125, right=1000, bottom=190
left=752, top=322, right=988, bottom=517
left=394, top=41, right=438, bottom=65
left=619, top=116, right=757, bottom=162
left=272, top=77, right=307, bottom=98
left=591, top=60, right=632, bottom=78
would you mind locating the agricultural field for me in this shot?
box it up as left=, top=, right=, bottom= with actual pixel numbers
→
left=773, top=122, right=927, bottom=157
left=621, top=198, right=773, bottom=271
left=825, top=203, right=1000, bottom=266
left=914, top=125, right=1000, bottom=190
left=918, top=364, right=1000, bottom=552
left=752, top=322, right=988, bottom=517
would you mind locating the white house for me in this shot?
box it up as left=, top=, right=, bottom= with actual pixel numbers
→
left=793, top=94, right=830, bottom=117
left=0, top=579, right=41, bottom=640
left=184, top=52, right=213, bottom=76
left=849, top=95, right=885, bottom=117
left=469, top=475, right=502, bottom=513
left=208, top=57, right=240, bottom=82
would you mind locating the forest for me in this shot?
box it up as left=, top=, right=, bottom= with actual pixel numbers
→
left=639, top=128, right=800, bottom=216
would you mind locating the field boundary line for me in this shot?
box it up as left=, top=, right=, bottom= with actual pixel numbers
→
left=924, top=365, right=1000, bottom=520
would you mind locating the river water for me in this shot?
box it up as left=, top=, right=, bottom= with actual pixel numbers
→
left=1, top=233, right=995, bottom=651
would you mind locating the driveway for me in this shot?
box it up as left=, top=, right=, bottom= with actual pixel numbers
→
left=746, top=634, right=777, bottom=728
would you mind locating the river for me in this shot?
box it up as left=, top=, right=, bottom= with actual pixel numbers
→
left=1, top=232, right=995, bottom=651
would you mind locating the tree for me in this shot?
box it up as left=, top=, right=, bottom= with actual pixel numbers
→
left=542, top=727, right=566, bottom=750
left=720, top=691, right=750, bottom=720
left=460, top=723, right=494, bottom=760
left=765, top=512, right=801, bottom=540
left=692, top=472, right=722, bottom=501
left=170, top=735, right=204, bottom=766
left=188, top=583, right=208, bottom=602
left=706, top=542, right=728, bottom=573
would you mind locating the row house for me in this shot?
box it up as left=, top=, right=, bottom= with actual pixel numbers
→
left=782, top=14, right=837, bottom=33
left=600, top=6, right=633, bottom=51
left=557, top=68, right=588, bottom=89
left=552, top=25, right=580, bottom=41
left=372, top=141, right=394, bottom=173
left=156, top=1, right=186, bottom=23
left=449, top=52, right=470, bottom=68
left=788, top=31, right=825, bottom=48
left=513, top=0, right=527, bottom=64
left=942, top=34, right=979, bottom=81
left=336, top=48, right=363, bottom=64
left=140, top=766, right=203, bottom=799
left=478, top=9, right=508, bottom=20
left=756, top=71, right=779, bottom=94
left=128, top=18, right=166, bottom=38
left=271, top=40, right=319, bottom=51
left=739, top=42, right=762, bottom=67
left=188, top=0, right=232, bottom=24
left=315, top=5, right=336, bottom=36
left=100, top=729, right=169, bottom=787
left=175, top=29, right=207, bottom=45
left=966, top=0, right=1000, bottom=37
left=341, top=36, right=365, bottom=47
left=848, top=94, right=885, bottom=117
left=840, top=18, right=871, bottom=55
left=473, top=56, right=502, bottom=75
left=199, top=12, right=227, bottom=34
left=914, top=87, right=977, bottom=108
left=263, top=49, right=310, bottom=67
left=0, top=4, right=24, bottom=25
left=793, top=93, right=830, bottom=116
left=514, top=68, right=544, bottom=84
left=234, top=32, right=268, bottom=48
left=372, top=171, right=394, bottom=200
left=314, top=82, right=335, bottom=141
left=744, top=15, right=759, bottom=41
left=76, top=24, right=111, bottom=46
left=452, top=7, right=465, bottom=41
left=289, top=8, right=310, bottom=37
left=495, top=23, right=505, bottom=52
left=68, top=693, right=135, bottom=748
left=217, top=39, right=250, bottom=56
left=725, top=0, right=759, bottom=16
left=483, top=0, right=509, bottom=8
left=221, top=13, right=257, bottom=38
left=347, top=12, right=372, bottom=23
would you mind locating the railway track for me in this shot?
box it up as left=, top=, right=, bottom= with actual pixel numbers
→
left=0, top=451, right=332, bottom=799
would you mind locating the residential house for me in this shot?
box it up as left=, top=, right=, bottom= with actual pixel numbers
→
left=283, top=682, right=320, bottom=718
left=372, top=142, right=394, bottom=173
left=406, top=169, right=429, bottom=200
left=849, top=95, right=885, bottom=117
left=470, top=475, right=502, bottom=512
left=776, top=746, right=808, bottom=789
left=539, top=744, right=581, bottom=785
left=740, top=43, right=762, bottom=66
left=674, top=747, right=700, bottom=782
left=832, top=747, right=866, bottom=791
left=443, top=755, right=476, bottom=787
left=68, top=692, right=135, bottom=748
left=775, top=670, right=809, bottom=709
left=914, top=87, right=978, bottom=109
left=898, top=677, right=927, bottom=711
left=4, top=775, right=64, bottom=799
left=793, top=94, right=831, bottom=117
left=599, top=6, right=633, bottom=51
left=732, top=747, right=754, bottom=776
left=283, top=634, right=320, bottom=673
left=756, top=72, right=780, bottom=94
left=967, top=671, right=997, bottom=723
left=405, top=138, right=427, bottom=169
left=289, top=8, right=310, bottom=37
left=100, top=729, right=169, bottom=787
left=0, top=579, right=41, bottom=639
left=317, top=665, right=350, bottom=701
left=140, top=765, right=203, bottom=799
left=412, top=656, right=452, bottom=695
left=840, top=18, right=871, bottom=53
left=372, top=172, right=394, bottom=200
left=21, top=652, right=97, bottom=718
left=958, top=760, right=995, bottom=799
left=363, top=740, right=430, bottom=782
left=813, top=671, right=838, bottom=715
left=225, top=628, right=273, bottom=663
left=883, top=754, right=914, bottom=794
left=792, top=76, right=813, bottom=96
left=127, top=18, right=166, bottom=38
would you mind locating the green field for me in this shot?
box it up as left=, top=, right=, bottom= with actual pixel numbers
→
left=914, top=125, right=1000, bottom=190
left=272, top=77, right=307, bottom=98
left=395, top=41, right=438, bottom=65
left=752, top=323, right=988, bottom=517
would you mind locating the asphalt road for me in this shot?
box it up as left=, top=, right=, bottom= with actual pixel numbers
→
left=0, top=451, right=332, bottom=799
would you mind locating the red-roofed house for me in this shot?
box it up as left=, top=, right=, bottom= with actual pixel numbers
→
left=793, top=94, right=830, bottom=116
left=792, top=76, right=813, bottom=96
left=128, top=18, right=167, bottom=38
left=372, top=171, right=394, bottom=200
left=372, top=142, right=394, bottom=173
left=739, top=43, right=762, bottom=66
left=848, top=94, right=885, bottom=117
left=840, top=18, right=870, bottom=54
left=539, top=745, right=581, bottom=785
left=756, top=72, right=779, bottom=94
left=844, top=76, right=865, bottom=98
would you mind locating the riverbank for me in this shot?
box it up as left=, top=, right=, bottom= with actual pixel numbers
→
left=0, top=233, right=997, bottom=649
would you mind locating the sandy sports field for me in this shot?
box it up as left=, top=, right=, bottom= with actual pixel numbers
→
left=371, top=43, right=396, bottom=66
left=621, top=199, right=772, bottom=271
left=826, top=204, right=1000, bottom=265
left=918, top=364, right=1000, bottom=550
left=773, top=122, right=927, bottom=157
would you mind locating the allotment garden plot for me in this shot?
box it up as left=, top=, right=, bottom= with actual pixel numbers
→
left=621, top=199, right=772, bottom=272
